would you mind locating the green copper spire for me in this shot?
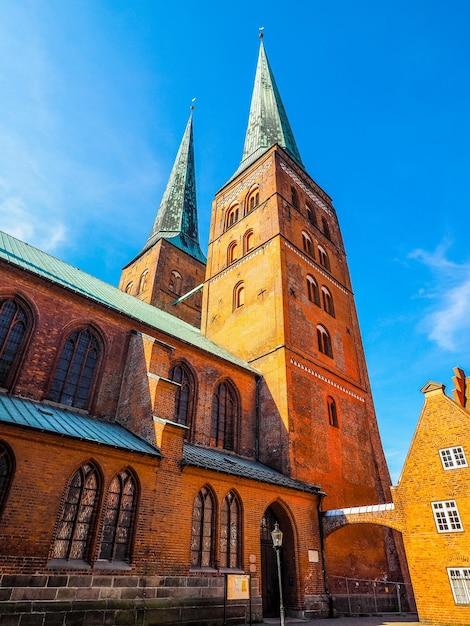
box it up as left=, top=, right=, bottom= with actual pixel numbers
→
left=140, top=111, right=206, bottom=263
left=233, top=37, right=304, bottom=179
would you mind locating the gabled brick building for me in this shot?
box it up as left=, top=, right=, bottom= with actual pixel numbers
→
left=0, top=38, right=407, bottom=624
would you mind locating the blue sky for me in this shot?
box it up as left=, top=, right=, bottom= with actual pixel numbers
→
left=1, top=1, right=470, bottom=483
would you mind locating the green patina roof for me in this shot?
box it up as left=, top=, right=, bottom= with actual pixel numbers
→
left=0, top=393, right=159, bottom=456
left=139, top=112, right=206, bottom=264
left=231, top=39, right=304, bottom=181
left=0, top=231, right=258, bottom=374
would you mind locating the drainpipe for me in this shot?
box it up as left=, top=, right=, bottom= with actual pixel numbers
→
left=255, top=375, right=261, bottom=460
left=317, top=492, right=334, bottom=618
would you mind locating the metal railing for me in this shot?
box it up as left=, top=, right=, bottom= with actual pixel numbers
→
left=328, top=575, right=417, bottom=616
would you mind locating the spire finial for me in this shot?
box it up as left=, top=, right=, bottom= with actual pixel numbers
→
left=259, top=26, right=264, bottom=39
left=190, top=97, right=196, bottom=111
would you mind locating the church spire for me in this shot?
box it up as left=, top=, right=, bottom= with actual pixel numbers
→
left=232, top=36, right=304, bottom=179
left=140, top=110, right=206, bottom=263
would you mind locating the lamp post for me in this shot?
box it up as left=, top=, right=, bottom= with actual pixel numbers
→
left=271, top=522, right=285, bottom=626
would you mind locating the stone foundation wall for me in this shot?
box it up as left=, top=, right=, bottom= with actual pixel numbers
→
left=0, top=574, right=263, bottom=625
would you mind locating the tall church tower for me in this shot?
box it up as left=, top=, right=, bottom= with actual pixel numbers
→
left=119, top=110, right=206, bottom=327
left=201, top=37, right=402, bottom=579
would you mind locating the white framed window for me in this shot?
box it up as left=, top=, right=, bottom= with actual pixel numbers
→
left=432, top=501, right=463, bottom=533
left=440, top=446, right=468, bottom=470
left=448, top=568, right=470, bottom=605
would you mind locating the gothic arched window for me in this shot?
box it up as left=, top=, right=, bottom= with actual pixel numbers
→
left=0, top=441, right=14, bottom=517
left=169, top=363, right=195, bottom=432
left=227, top=241, right=238, bottom=265
left=322, top=216, right=331, bottom=240
left=318, top=246, right=330, bottom=271
left=99, top=469, right=138, bottom=563
left=306, top=203, right=317, bottom=226
left=138, top=270, right=148, bottom=294
left=211, top=381, right=238, bottom=451
left=190, top=486, right=215, bottom=568
left=47, top=328, right=101, bottom=410
left=322, top=286, right=335, bottom=317
left=244, top=230, right=254, bottom=254
left=225, top=204, right=240, bottom=230
left=125, top=282, right=134, bottom=294
left=169, top=270, right=183, bottom=295
left=327, top=396, right=339, bottom=427
left=291, top=186, right=299, bottom=209
left=0, top=298, right=31, bottom=390
left=317, top=325, right=333, bottom=358
left=246, top=187, right=259, bottom=214
left=220, top=491, right=241, bottom=569
left=307, top=275, right=320, bottom=306
left=302, top=232, right=314, bottom=258
left=233, top=282, right=245, bottom=310
left=52, top=462, right=100, bottom=562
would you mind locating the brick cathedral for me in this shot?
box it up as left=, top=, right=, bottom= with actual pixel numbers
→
left=0, top=39, right=408, bottom=624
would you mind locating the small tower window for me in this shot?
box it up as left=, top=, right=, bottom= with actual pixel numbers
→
left=227, top=242, right=238, bottom=265
left=246, top=187, right=260, bottom=214
left=318, top=246, right=330, bottom=271
left=244, top=230, right=254, bottom=253
left=317, top=325, right=333, bottom=358
left=306, top=203, right=317, bottom=226
left=125, top=282, right=134, bottom=294
left=322, top=216, right=331, bottom=240
left=169, top=270, right=182, bottom=295
left=225, top=204, right=240, bottom=230
left=307, top=275, right=320, bottom=306
left=233, top=282, right=245, bottom=310
left=302, top=232, right=314, bottom=258
left=291, top=186, right=299, bottom=209
left=327, top=396, right=339, bottom=427
left=322, top=286, right=335, bottom=317
left=138, top=270, right=148, bottom=293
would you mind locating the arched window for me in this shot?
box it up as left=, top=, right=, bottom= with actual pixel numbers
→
left=317, top=325, right=333, bottom=358
left=47, top=328, right=101, bottom=409
left=0, top=298, right=30, bottom=389
left=246, top=187, right=260, bottom=214
left=291, top=186, right=299, bottom=209
left=211, top=381, right=238, bottom=450
left=138, top=270, right=148, bottom=294
left=99, top=469, right=137, bottom=563
left=0, top=441, right=14, bottom=517
left=125, top=282, right=133, bottom=294
left=220, top=491, right=241, bottom=569
left=225, top=204, right=240, bottom=230
left=244, top=230, right=254, bottom=254
left=306, top=203, right=317, bottom=226
left=318, top=245, right=330, bottom=271
left=307, top=275, right=320, bottom=306
left=51, top=462, right=100, bottom=561
left=327, top=396, right=339, bottom=427
left=233, top=282, right=245, bottom=310
left=169, top=363, right=195, bottom=432
left=322, top=286, right=335, bottom=317
left=227, top=242, right=238, bottom=265
left=322, top=216, right=331, bottom=240
left=302, top=232, right=314, bottom=258
left=169, top=270, right=182, bottom=295
left=190, top=486, right=215, bottom=568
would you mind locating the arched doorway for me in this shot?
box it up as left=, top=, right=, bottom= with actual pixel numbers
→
left=260, top=504, right=298, bottom=617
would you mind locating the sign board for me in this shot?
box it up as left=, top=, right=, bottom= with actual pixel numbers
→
left=226, top=574, right=250, bottom=600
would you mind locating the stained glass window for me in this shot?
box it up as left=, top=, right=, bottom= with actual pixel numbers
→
left=99, top=470, right=137, bottom=562
left=220, top=491, right=241, bottom=568
left=190, top=486, right=214, bottom=568
left=0, top=299, right=29, bottom=389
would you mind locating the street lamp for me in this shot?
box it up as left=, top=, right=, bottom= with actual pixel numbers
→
left=271, top=522, right=285, bottom=626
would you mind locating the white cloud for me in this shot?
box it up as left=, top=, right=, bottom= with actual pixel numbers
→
left=410, top=243, right=470, bottom=351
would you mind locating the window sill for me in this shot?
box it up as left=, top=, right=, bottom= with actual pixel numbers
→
left=94, top=560, right=132, bottom=570
left=46, top=559, right=91, bottom=570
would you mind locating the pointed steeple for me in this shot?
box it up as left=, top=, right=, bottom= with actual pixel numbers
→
left=140, top=111, right=206, bottom=263
left=232, top=37, right=304, bottom=179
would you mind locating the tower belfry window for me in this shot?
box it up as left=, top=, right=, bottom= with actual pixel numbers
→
left=225, top=204, right=240, bottom=230
left=322, top=286, right=335, bottom=317
left=318, top=246, right=330, bottom=271
left=169, top=270, right=183, bottom=295
left=244, top=230, right=254, bottom=253
left=291, top=186, right=299, bottom=209
left=227, top=242, right=238, bottom=265
left=317, top=325, right=333, bottom=358
left=306, top=203, right=317, bottom=226
left=233, top=282, right=245, bottom=310
left=322, top=216, right=331, bottom=240
left=307, top=275, right=320, bottom=306
left=138, top=270, right=148, bottom=293
left=246, top=187, right=260, bottom=214
left=302, top=232, right=314, bottom=258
